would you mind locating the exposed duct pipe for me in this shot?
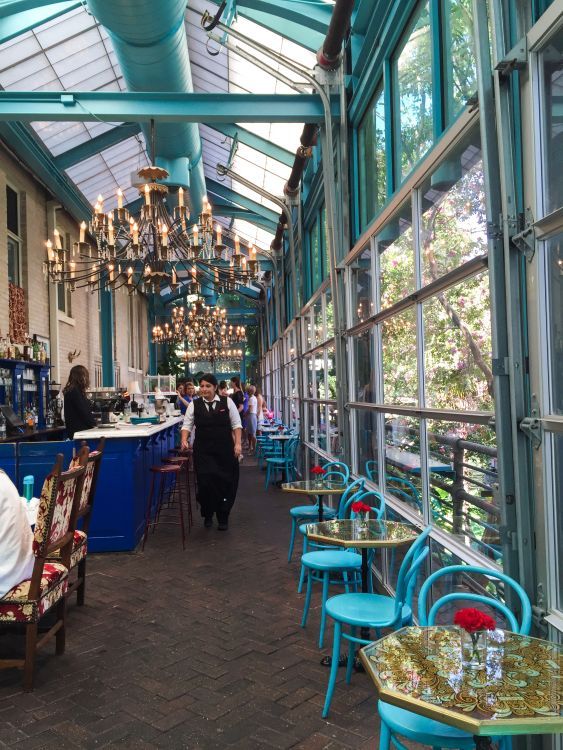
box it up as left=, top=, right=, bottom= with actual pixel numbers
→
left=86, top=0, right=206, bottom=215
left=269, top=0, right=354, bottom=253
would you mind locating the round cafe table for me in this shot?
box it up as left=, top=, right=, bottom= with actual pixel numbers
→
left=360, top=626, right=563, bottom=750
left=281, top=479, right=346, bottom=521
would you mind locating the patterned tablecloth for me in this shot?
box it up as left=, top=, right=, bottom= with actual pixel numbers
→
left=360, top=626, right=563, bottom=736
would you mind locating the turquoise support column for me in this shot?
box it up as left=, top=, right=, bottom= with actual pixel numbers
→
left=100, top=287, right=114, bottom=387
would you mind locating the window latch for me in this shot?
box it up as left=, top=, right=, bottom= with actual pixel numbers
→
left=495, top=37, right=528, bottom=78
left=512, top=208, right=536, bottom=262
left=519, top=393, right=542, bottom=449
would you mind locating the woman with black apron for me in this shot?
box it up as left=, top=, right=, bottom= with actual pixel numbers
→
left=180, top=373, right=242, bottom=530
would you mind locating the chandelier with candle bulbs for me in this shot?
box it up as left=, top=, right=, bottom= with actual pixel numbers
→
left=151, top=301, right=246, bottom=349
left=43, top=165, right=262, bottom=296
left=183, top=346, right=244, bottom=365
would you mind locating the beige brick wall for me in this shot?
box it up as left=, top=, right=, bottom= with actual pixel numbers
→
left=0, top=142, right=149, bottom=392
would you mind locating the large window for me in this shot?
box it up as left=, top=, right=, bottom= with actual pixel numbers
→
left=56, top=230, right=72, bottom=318
left=358, top=84, right=386, bottom=230
left=347, top=125, right=496, bottom=565
left=6, top=185, right=22, bottom=287
left=395, top=1, right=433, bottom=179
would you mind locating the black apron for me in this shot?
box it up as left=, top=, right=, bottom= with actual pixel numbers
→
left=193, top=396, right=239, bottom=520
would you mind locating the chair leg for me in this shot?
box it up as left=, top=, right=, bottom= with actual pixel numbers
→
left=176, top=474, right=186, bottom=550
left=343, top=570, right=350, bottom=594
left=379, top=718, right=392, bottom=750
left=142, top=473, right=157, bottom=551
left=297, top=537, right=308, bottom=593
left=55, top=597, right=66, bottom=655
left=318, top=571, right=329, bottom=649
left=301, top=569, right=313, bottom=628
left=322, top=620, right=342, bottom=718
left=346, top=626, right=356, bottom=684
left=23, top=622, right=38, bottom=692
left=76, top=558, right=86, bottom=606
left=265, top=464, right=271, bottom=490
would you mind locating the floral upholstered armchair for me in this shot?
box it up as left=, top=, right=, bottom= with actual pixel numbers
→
left=0, top=448, right=88, bottom=690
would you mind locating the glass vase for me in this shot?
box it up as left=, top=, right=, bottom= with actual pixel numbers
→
left=461, top=629, right=487, bottom=670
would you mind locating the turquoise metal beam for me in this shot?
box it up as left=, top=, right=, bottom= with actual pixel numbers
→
left=124, top=193, right=277, bottom=233
left=0, top=121, right=91, bottom=220
left=208, top=0, right=330, bottom=51
left=54, top=122, right=142, bottom=170
left=100, top=287, right=114, bottom=387
left=0, top=91, right=330, bottom=123
left=206, top=178, right=279, bottom=226
left=207, top=122, right=294, bottom=167
left=0, top=0, right=72, bottom=17
left=0, top=0, right=80, bottom=43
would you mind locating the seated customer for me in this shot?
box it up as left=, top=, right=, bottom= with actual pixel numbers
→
left=0, top=469, right=34, bottom=598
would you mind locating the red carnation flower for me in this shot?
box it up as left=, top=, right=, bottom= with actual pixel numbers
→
left=351, top=501, right=371, bottom=514
left=454, top=607, right=496, bottom=634
left=311, top=466, right=326, bottom=476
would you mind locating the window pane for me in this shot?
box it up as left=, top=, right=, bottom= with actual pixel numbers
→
left=548, top=232, right=563, bottom=414
left=354, top=329, right=376, bottom=402
left=351, top=246, right=374, bottom=325
left=541, top=25, right=563, bottom=213
left=358, top=85, right=386, bottom=229
left=444, top=0, right=477, bottom=122
left=427, top=420, right=500, bottom=564
left=384, top=414, right=423, bottom=516
left=353, top=407, right=379, bottom=480
left=396, top=1, right=433, bottom=179
left=57, top=282, right=66, bottom=313
left=326, top=345, right=336, bottom=399
left=314, top=351, right=326, bottom=399
left=7, top=236, right=20, bottom=286
left=313, top=298, right=323, bottom=346
left=420, top=133, right=487, bottom=284
left=378, top=200, right=414, bottom=308
left=325, top=289, right=334, bottom=334
left=310, top=220, right=322, bottom=292
left=6, top=186, right=18, bottom=235
left=321, top=206, right=330, bottom=279
left=553, top=433, right=563, bottom=609
left=424, top=273, right=493, bottom=411
left=382, top=308, right=418, bottom=405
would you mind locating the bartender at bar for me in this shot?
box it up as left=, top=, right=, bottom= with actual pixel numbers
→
left=63, top=365, right=96, bottom=438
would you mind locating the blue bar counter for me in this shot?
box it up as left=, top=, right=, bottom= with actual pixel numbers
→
left=73, top=416, right=183, bottom=552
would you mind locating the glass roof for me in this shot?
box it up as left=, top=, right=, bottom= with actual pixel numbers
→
left=0, top=0, right=317, bottom=249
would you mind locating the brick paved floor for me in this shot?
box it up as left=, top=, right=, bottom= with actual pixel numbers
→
left=0, top=459, right=420, bottom=749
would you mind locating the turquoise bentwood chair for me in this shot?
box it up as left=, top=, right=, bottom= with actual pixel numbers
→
left=287, top=461, right=350, bottom=563
left=377, top=565, right=531, bottom=750
left=300, top=489, right=386, bottom=648
left=322, top=526, right=432, bottom=718
left=296, top=477, right=365, bottom=592
left=264, top=437, right=300, bottom=489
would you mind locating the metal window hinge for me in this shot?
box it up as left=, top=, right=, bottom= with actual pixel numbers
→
left=495, top=36, right=528, bottom=78
left=519, top=393, right=542, bottom=448
left=512, top=208, right=536, bottom=261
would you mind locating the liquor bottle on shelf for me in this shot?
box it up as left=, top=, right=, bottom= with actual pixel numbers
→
left=0, top=411, right=6, bottom=440
left=32, top=335, right=40, bottom=362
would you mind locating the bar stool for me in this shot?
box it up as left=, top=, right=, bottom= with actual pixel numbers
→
left=162, top=456, right=193, bottom=530
left=142, top=464, right=187, bottom=550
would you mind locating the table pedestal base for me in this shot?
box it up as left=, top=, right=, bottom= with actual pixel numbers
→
left=474, top=738, right=495, bottom=750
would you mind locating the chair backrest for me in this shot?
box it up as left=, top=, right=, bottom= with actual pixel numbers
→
left=386, top=474, right=422, bottom=509
left=336, top=478, right=366, bottom=518
left=72, top=437, right=105, bottom=529
left=32, top=448, right=88, bottom=561
left=348, top=489, right=386, bottom=520
left=323, top=461, right=350, bottom=482
left=417, top=565, right=532, bottom=634
left=391, top=526, right=432, bottom=624
left=287, top=437, right=300, bottom=459
left=323, top=469, right=347, bottom=485
left=365, top=460, right=378, bottom=483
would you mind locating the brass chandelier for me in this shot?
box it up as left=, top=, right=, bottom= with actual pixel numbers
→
left=43, top=121, right=262, bottom=297
left=151, top=300, right=246, bottom=348
left=183, top=346, right=244, bottom=365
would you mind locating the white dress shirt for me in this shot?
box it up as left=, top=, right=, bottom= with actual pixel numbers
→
left=0, top=470, right=35, bottom=598
left=182, top=394, right=242, bottom=433
left=248, top=395, right=258, bottom=414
